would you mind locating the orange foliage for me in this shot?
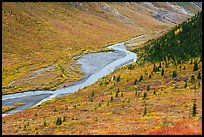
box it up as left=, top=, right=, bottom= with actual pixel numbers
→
left=148, top=119, right=202, bottom=135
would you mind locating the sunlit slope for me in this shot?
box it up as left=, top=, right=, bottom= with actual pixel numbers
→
left=2, top=2, right=171, bottom=94
left=2, top=9, right=202, bottom=135
left=142, top=11, right=202, bottom=63
left=170, top=2, right=202, bottom=14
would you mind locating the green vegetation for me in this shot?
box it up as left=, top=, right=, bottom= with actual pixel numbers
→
left=91, top=91, right=95, bottom=97
left=170, top=2, right=202, bottom=14
left=56, top=117, right=62, bottom=125
left=192, top=99, right=197, bottom=117
left=133, top=79, right=138, bottom=85
left=139, top=75, right=143, bottom=82
left=143, top=11, right=202, bottom=63
left=161, top=68, right=164, bottom=76
left=143, top=92, right=147, bottom=100
left=193, top=61, right=199, bottom=71
left=197, top=72, right=201, bottom=79
left=184, top=81, right=188, bottom=88
left=143, top=107, right=147, bottom=116
left=116, top=76, right=121, bottom=82
left=172, top=70, right=177, bottom=78
left=2, top=102, right=25, bottom=113
left=191, top=75, right=195, bottom=82
left=2, top=3, right=202, bottom=135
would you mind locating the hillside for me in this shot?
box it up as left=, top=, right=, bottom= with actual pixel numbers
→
left=2, top=8, right=202, bottom=135
left=142, top=10, right=202, bottom=63
left=2, top=2, right=200, bottom=95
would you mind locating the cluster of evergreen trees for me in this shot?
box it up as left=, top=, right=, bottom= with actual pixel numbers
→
left=143, top=11, right=202, bottom=63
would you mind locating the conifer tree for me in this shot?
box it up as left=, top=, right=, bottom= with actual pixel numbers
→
left=110, top=96, right=113, bottom=101
left=115, top=91, right=118, bottom=97
left=149, top=74, right=152, bottom=79
left=193, top=61, right=199, bottom=71
left=153, top=90, right=156, bottom=95
left=159, top=62, right=162, bottom=68
left=172, top=70, right=177, bottom=78
left=116, top=76, right=120, bottom=82
left=191, top=75, right=195, bottom=82
left=192, top=99, right=197, bottom=117
left=197, top=72, right=201, bottom=79
left=143, top=92, right=147, bottom=100
left=63, top=116, right=66, bottom=122
left=161, top=68, right=164, bottom=76
left=92, top=91, right=94, bottom=97
left=147, top=85, right=150, bottom=91
left=133, top=79, right=137, bottom=85
left=184, top=81, right=187, bottom=88
left=143, top=107, right=147, bottom=116
left=139, top=75, right=143, bottom=82
left=56, top=117, right=62, bottom=125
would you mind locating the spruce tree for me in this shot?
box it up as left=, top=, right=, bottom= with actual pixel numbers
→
left=192, top=99, right=197, bottom=117
left=143, top=107, right=147, bottom=116
left=115, top=92, right=118, bottom=97
left=153, top=65, right=156, bottom=72
left=92, top=91, right=94, bottom=97
left=143, top=92, right=147, bottom=100
left=191, top=75, right=195, bottom=82
left=159, top=62, right=162, bottom=68
left=147, top=85, right=150, bottom=91
left=133, top=79, right=137, bottom=85
left=43, top=119, right=46, bottom=126
left=116, top=76, right=120, bottom=82
left=56, top=117, right=62, bottom=125
left=139, top=75, right=143, bottom=82
left=153, top=90, right=156, bottom=95
left=197, top=72, right=201, bottom=79
left=184, top=81, right=188, bottom=88
left=193, top=61, right=199, bottom=71
left=110, top=96, right=113, bottom=101
left=149, top=74, right=152, bottom=79
left=172, top=70, right=177, bottom=78
left=161, top=68, right=164, bottom=76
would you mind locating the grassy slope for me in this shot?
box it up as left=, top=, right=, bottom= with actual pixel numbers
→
left=2, top=12, right=202, bottom=135
left=170, top=2, right=202, bottom=14
left=2, top=2, right=171, bottom=95
left=2, top=54, right=202, bottom=135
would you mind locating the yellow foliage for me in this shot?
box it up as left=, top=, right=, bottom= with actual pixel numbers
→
left=174, top=27, right=183, bottom=35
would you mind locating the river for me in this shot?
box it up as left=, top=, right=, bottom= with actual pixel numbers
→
left=2, top=40, right=137, bottom=117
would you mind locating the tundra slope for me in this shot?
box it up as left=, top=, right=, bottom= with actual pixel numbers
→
left=2, top=12, right=202, bottom=135
left=2, top=2, right=201, bottom=95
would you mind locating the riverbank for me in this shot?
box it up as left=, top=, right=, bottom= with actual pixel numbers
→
left=2, top=37, right=138, bottom=116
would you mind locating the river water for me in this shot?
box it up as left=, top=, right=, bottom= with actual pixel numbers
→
left=2, top=41, right=137, bottom=116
